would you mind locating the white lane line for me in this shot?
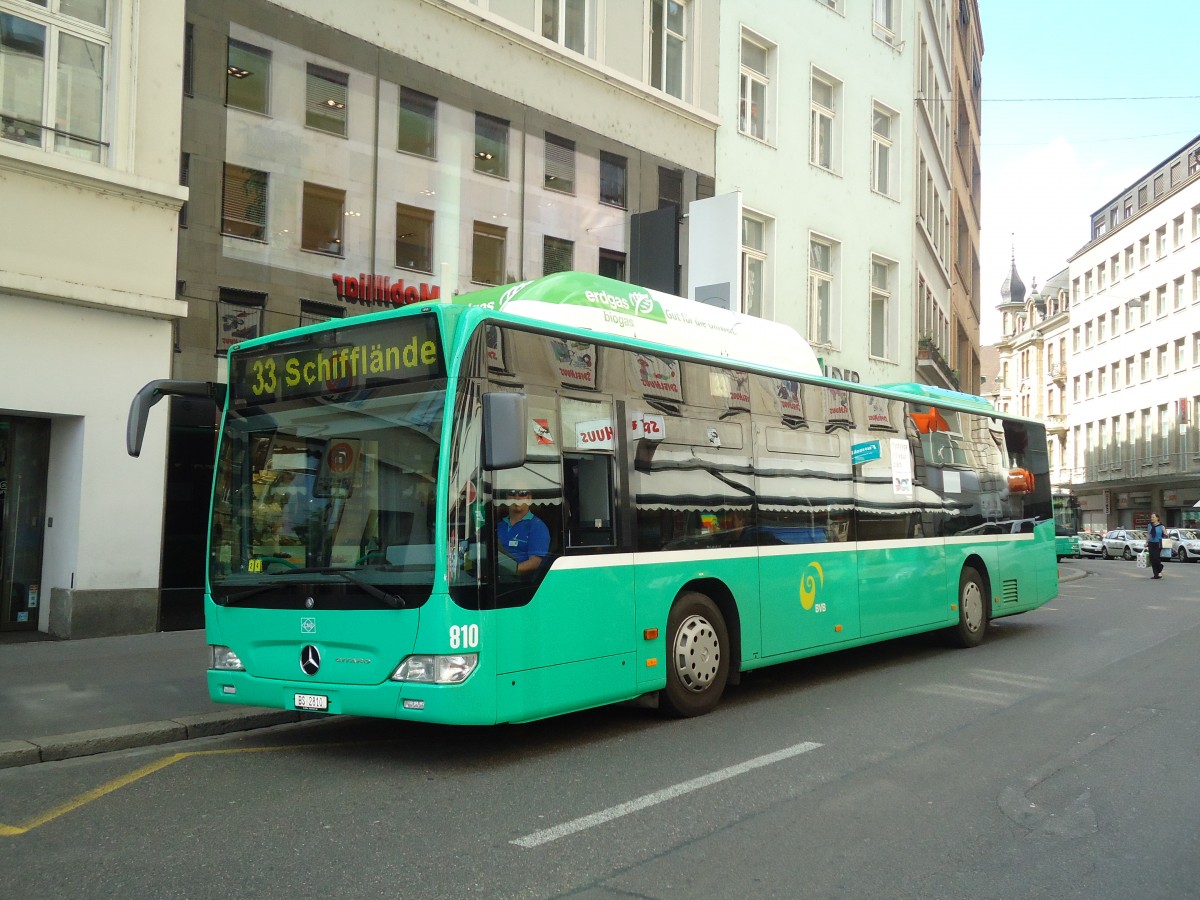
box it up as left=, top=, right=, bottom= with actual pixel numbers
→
left=511, top=740, right=822, bottom=849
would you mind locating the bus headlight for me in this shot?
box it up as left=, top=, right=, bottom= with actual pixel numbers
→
left=210, top=645, right=245, bottom=671
left=390, top=654, right=478, bottom=684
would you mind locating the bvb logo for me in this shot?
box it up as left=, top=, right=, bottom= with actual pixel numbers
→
left=799, top=561, right=824, bottom=611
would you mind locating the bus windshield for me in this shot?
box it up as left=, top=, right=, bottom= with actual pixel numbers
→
left=210, top=386, right=444, bottom=608
left=210, top=314, right=448, bottom=609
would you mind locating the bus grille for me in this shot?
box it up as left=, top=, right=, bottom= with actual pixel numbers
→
left=1001, top=579, right=1020, bottom=604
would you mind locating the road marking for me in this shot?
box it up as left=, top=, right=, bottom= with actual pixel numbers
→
left=510, top=741, right=822, bottom=849
left=0, top=742, right=339, bottom=837
left=909, top=684, right=1015, bottom=706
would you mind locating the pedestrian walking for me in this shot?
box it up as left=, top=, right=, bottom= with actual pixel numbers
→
left=1147, top=513, right=1165, bottom=579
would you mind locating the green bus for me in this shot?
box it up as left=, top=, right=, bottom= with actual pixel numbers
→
left=128, top=272, right=1057, bottom=724
left=1051, top=488, right=1082, bottom=560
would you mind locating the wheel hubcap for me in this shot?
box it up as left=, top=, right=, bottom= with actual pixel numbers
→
left=673, top=614, right=721, bottom=693
left=962, top=581, right=983, bottom=632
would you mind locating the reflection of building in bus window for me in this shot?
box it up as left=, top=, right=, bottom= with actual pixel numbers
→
left=497, top=489, right=550, bottom=576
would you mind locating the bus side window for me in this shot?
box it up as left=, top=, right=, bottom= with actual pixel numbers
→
left=563, top=453, right=615, bottom=548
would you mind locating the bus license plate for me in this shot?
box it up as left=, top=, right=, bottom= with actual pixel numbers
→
left=294, top=693, right=328, bottom=711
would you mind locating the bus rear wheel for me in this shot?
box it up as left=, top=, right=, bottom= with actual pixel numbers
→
left=948, top=568, right=988, bottom=649
left=661, top=592, right=729, bottom=718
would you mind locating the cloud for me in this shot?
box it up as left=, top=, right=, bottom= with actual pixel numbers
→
left=980, top=138, right=1142, bottom=342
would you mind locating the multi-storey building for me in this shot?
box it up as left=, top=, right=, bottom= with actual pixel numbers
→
left=712, top=0, right=973, bottom=392
left=0, top=0, right=187, bottom=636
left=947, top=0, right=983, bottom=394
left=1067, top=135, right=1200, bottom=530
left=992, top=135, right=1200, bottom=533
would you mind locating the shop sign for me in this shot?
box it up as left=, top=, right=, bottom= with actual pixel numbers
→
left=332, top=273, right=440, bottom=308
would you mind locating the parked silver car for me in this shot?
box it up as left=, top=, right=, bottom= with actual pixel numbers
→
left=1168, top=528, right=1200, bottom=563
left=1078, top=531, right=1105, bottom=557
left=1101, top=529, right=1146, bottom=560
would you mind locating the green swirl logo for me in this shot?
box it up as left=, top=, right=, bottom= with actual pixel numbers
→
left=800, top=561, right=824, bottom=611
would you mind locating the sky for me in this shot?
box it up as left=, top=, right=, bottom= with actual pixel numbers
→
left=976, top=0, right=1200, bottom=342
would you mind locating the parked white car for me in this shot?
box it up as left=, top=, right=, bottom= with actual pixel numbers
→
left=1101, top=529, right=1146, bottom=560
left=1168, top=528, right=1200, bottom=563
left=1078, top=531, right=1105, bottom=557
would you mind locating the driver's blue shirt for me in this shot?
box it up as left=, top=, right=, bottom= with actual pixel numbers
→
left=497, top=512, right=550, bottom=563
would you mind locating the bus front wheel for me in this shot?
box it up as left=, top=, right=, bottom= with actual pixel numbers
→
left=948, top=568, right=988, bottom=649
left=661, top=592, right=729, bottom=718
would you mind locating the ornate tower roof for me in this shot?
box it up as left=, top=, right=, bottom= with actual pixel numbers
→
left=999, top=254, right=1026, bottom=308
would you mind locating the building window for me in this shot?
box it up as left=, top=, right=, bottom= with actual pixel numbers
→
left=1156, top=226, right=1167, bottom=257
left=301, top=182, right=345, bottom=255
left=598, top=248, right=625, bottom=281
left=741, top=212, right=769, bottom=318
left=305, top=64, right=348, bottom=136
left=183, top=22, right=194, bottom=97
left=873, top=0, right=897, bottom=44
left=810, top=72, right=839, bottom=171
left=179, top=152, right=190, bottom=228
left=1111, top=252, right=1120, bottom=280
left=870, top=256, right=894, bottom=359
left=649, top=0, right=688, bottom=99
left=658, top=165, right=682, bottom=210
left=1175, top=277, right=1185, bottom=310
left=1156, top=285, right=1167, bottom=317
left=226, top=39, right=270, bottom=115
left=808, top=236, right=836, bottom=345
left=396, top=204, right=433, bottom=273
left=544, top=132, right=575, bottom=194
left=1175, top=338, right=1186, bottom=371
left=542, top=0, right=586, bottom=53
left=1, top=4, right=111, bottom=162
left=599, top=150, right=627, bottom=208
left=221, top=164, right=269, bottom=241
left=474, top=112, right=508, bottom=178
left=300, top=301, right=343, bottom=328
left=472, top=221, right=506, bottom=285
left=398, top=87, right=436, bottom=157
left=1174, top=214, right=1185, bottom=248
left=1140, top=351, right=1150, bottom=381
left=543, top=235, right=574, bottom=275
left=739, top=31, right=771, bottom=141
left=871, top=103, right=897, bottom=196
left=217, top=288, right=265, bottom=355
left=1139, top=235, right=1149, bottom=266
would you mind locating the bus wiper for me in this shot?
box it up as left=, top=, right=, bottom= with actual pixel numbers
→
left=220, top=568, right=406, bottom=609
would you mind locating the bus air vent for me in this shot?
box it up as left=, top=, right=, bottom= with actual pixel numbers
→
left=1001, top=579, right=1020, bottom=604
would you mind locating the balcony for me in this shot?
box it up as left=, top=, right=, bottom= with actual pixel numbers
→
left=916, top=337, right=959, bottom=390
left=1045, top=414, right=1067, bottom=434
left=1048, top=363, right=1067, bottom=384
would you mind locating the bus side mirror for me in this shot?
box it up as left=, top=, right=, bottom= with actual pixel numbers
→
left=482, top=392, right=527, bottom=470
left=127, top=380, right=227, bottom=457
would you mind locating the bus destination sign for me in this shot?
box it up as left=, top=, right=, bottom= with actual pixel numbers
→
left=229, top=316, right=444, bottom=405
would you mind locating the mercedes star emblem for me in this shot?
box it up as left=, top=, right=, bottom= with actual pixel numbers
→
left=300, top=644, right=321, bottom=676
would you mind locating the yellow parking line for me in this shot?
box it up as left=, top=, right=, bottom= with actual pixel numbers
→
left=0, top=742, right=341, bottom=836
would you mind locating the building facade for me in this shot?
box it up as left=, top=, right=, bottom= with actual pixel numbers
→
left=0, top=0, right=187, bottom=636
left=1066, top=136, right=1200, bottom=530
left=991, top=135, right=1200, bottom=533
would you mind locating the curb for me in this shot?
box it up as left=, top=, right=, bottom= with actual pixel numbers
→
left=0, top=709, right=307, bottom=770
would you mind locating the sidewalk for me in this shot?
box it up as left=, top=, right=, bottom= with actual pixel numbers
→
left=0, top=564, right=1089, bottom=769
left=0, top=629, right=304, bottom=769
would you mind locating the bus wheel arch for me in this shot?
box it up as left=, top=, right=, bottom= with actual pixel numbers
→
left=948, top=563, right=989, bottom=649
left=660, top=584, right=735, bottom=718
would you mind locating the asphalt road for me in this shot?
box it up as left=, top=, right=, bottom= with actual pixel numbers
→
left=3, top=557, right=1199, bottom=899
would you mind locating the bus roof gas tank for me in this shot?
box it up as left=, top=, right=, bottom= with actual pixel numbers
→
left=453, top=272, right=822, bottom=377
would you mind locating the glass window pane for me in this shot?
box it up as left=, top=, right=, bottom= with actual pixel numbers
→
left=543, top=236, right=574, bottom=275
left=302, top=183, right=345, bottom=254
left=544, top=132, right=575, bottom=193
left=742, top=216, right=764, bottom=251
left=665, top=35, right=683, bottom=97
left=61, top=0, right=106, bottom=27
left=398, top=87, right=436, bottom=157
left=227, top=40, right=269, bottom=114
left=742, top=39, right=766, bottom=75
left=305, top=64, right=348, bottom=136
left=0, top=14, right=46, bottom=148
left=743, top=254, right=763, bottom=317
left=565, top=0, right=586, bottom=52
left=475, top=113, right=508, bottom=177
left=55, top=33, right=104, bottom=161
left=222, top=164, right=269, bottom=240
left=542, top=0, right=559, bottom=40
left=599, top=151, right=626, bottom=208
left=396, top=204, right=433, bottom=273
left=472, top=223, right=506, bottom=285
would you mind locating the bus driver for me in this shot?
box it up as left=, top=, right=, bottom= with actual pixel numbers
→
left=497, top=489, right=550, bottom=576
